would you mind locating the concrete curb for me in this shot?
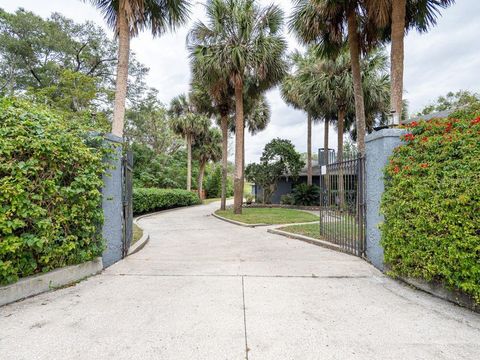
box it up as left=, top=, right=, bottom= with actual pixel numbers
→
left=128, top=217, right=150, bottom=256
left=397, top=276, right=479, bottom=314
left=211, top=212, right=267, bottom=227
left=267, top=228, right=357, bottom=258
left=0, top=257, right=103, bottom=307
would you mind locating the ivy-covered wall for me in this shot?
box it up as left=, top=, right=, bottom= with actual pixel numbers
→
left=381, top=109, right=480, bottom=303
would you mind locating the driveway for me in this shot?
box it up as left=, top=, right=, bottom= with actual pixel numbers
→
left=1, top=202, right=480, bottom=359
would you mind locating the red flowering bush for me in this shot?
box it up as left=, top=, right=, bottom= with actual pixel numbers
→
left=381, top=110, right=480, bottom=303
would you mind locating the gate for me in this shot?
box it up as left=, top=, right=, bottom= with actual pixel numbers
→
left=319, top=155, right=366, bottom=257
left=122, top=150, right=133, bottom=257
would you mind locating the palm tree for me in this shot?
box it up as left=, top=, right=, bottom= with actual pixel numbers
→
left=290, top=0, right=378, bottom=155
left=87, top=0, right=190, bottom=137
left=280, top=52, right=324, bottom=186
left=365, top=0, right=455, bottom=123
left=170, top=94, right=210, bottom=191
left=188, top=0, right=288, bottom=214
left=193, top=127, right=222, bottom=199
left=189, top=54, right=234, bottom=211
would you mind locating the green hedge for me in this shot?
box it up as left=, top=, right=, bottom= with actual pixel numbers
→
left=381, top=111, right=480, bottom=302
left=0, top=98, right=106, bottom=285
left=133, top=188, right=201, bottom=215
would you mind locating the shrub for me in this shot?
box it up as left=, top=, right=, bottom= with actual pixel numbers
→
left=245, top=193, right=254, bottom=205
left=0, top=98, right=106, bottom=285
left=381, top=114, right=480, bottom=302
left=280, top=194, right=295, bottom=205
left=292, top=184, right=320, bottom=206
left=205, top=165, right=222, bottom=198
left=133, top=188, right=201, bottom=215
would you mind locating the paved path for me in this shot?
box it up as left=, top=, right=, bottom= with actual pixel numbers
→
left=1, top=202, right=480, bottom=359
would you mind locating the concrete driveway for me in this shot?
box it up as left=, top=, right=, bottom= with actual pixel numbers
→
left=1, top=202, right=480, bottom=359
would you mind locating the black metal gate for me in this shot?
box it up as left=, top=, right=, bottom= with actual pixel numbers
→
left=319, top=155, right=366, bottom=257
left=122, top=150, right=133, bottom=257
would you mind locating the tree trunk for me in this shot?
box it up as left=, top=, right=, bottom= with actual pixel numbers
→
left=347, top=11, right=367, bottom=155
left=198, top=161, right=206, bottom=200
left=220, top=114, right=228, bottom=210
left=186, top=134, right=192, bottom=192
left=307, top=113, right=312, bottom=186
left=391, top=0, right=406, bottom=124
left=233, top=77, right=244, bottom=214
left=337, top=109, right=345, bottom=210
left=111, top=0, right=130, bottom=138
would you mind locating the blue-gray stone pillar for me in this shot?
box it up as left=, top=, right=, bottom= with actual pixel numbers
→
left=365, top=128, right=406, bottom=270
left=101, top=133, right=124, bottom=268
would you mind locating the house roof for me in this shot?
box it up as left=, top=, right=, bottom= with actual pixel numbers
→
left=405, top=109, right=454, bottom=124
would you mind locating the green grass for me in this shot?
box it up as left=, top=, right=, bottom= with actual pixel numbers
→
left=132, top=223, right=143, bottom=245
left=215, top=207, right=319, bottom=225
left=203, top=197, right=233, bottom=205
left=279, top=223, right=321, bottom=239
left=280, top=220, right=360, bottom=242
left=203, top=197, right=221, bottom=205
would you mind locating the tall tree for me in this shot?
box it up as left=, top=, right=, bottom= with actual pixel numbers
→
left=189, top=54, right=234, bottom=211
left=366, top=0, right=455, bottom=123
left=290, top=0, right=379, bottom=155
left=193, top=127, right=222, bottom=199
left=170, top=94, right=210, bottom=191
left=281, top=51, right=325, bottom=186
left=87, top=0, right=190, bottom=137
left=0, top=9, right=148, bottom=112
left=188, top=0, right=288, bottom=214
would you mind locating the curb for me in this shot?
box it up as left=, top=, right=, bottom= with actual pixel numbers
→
left=396, top=276, right=479, bottom=314
left=128, top=216, right=150, bottom=256
left=0, top=257, right=103, bottom=307
left=267, top=228, right=356, bottom=257
left=211, top=212, right=267, bottom=228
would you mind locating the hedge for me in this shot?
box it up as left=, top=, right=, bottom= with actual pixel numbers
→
left=381, top=110, right=480, bottom=303
left=133, top=188, right=201, bottom=215
left=0, top=98, right=107, bottom=285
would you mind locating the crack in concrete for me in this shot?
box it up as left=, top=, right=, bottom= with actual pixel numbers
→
left=242, top=276, right=249, bottom=360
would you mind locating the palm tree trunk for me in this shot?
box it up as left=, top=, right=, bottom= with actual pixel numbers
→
left=111, top=0, right=130, bottom=138
left=347, top=11, right=367, bottom=155
left=220, top=114, right=228, bottom=210
left=186, top=134, right=192, bottom=192
left=307, top=113, right=312, bottom=186
left=198, top=161, right=206, bottom=200
left=233, top=77, right=244, bottom=214
left=391, top=0, right=406, bottom=124
left=337, top=109, right=345, bottom=210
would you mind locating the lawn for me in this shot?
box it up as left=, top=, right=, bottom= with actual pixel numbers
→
left=132, top=223, right=143, bottom=245
left=280, top=220, right=361, bottom=242
left=215, top=207, right=319, bottom=225
left=279, top=223, right=321, bottom=239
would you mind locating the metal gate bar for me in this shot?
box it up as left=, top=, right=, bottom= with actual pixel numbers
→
left=319, top=155, right=366, bottom=257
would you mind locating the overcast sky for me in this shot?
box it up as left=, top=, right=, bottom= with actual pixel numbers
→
left=1, top=0, right=479, bottom=162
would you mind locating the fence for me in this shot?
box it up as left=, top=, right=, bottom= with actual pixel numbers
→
left=319, top=155, right=366, bottom=257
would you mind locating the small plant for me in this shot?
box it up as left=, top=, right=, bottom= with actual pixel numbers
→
left=292, top=184, right=320, bottom=206
left=244, top=193, right=254, bottom=205
left=280, top=194, right=295, bottom=205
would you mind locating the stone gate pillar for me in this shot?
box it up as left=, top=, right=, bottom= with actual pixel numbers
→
left=365, top=128, right=406, bottom=270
